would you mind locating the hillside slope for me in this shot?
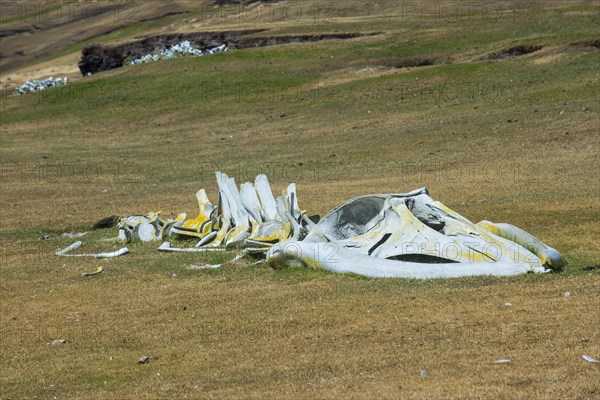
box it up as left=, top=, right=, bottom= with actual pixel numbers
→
left=0, top=1, right=599, bottom=399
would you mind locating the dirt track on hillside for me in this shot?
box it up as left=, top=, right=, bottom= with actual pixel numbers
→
left=0, top=1, right=196, bottom=73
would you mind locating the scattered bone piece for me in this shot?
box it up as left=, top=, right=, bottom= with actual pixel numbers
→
left=158, top=242, right=225, bottom=253
left=189, top=263, right=222, bottom=269
left=189, top=253, right=248, bottom=270
left=62, top=232, right=88, bottom=239
left=82, top=267, right=103, bottom=277
left=118, top=212, right=166, bottom=242
left=56, top=241, right=83, bottom=255
left=55, top=241, right=128, bottom=258
left=582, top=355, right=598, bottom=363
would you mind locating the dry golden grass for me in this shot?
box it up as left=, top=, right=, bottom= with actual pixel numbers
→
left=1, top=248, right=599, bottom=399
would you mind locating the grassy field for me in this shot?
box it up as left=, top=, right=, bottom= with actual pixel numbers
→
left=1, top=1, right=599, bottom=399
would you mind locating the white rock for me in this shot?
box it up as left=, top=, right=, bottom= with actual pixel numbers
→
left=127, top=41, right=228, bottom=66
left=16, top=76, right=67, bottom=95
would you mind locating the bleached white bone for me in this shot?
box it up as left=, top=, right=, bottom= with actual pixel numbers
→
left=169, top=189, right=214, bottom=238
left=240, top=182, right=263, bottom=223
left=269, top=186, right=560, bottom=278
left=158, top=242, right=225, bottom=253
left=137, top=219, right=156, bottom=242
left=56, top=241, right=129, bottom=258
left=255, top=174, right=278, bottom=221
left=275, top=196, right=288, bottom=221
left=216, top=172, right=251, bottom=246
left=219, top=174, right=242, bottom=224
left=189, top=253, right=246, bottom=269
left=301, top=214, right=316, bottom=229
left=476, top=220, right=564, bottom=270
left=285, top=183, right=300, bottom=220
left=210, top=195, right=231, bottom=247
left=195, top=231, right=217, bottom=247
left=118, top=213, right=166, bottom=242
left=267, top=241, right=548, bottom=279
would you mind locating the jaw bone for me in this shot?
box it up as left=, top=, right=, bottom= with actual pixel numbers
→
left=267, top=241, right=545, bottom=279
left=475, top=220, right=564, bottom=271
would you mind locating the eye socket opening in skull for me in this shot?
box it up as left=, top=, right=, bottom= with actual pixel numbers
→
left=329, top=197, right=387, bottom=240
left=405, top=198, right=445, bottom=232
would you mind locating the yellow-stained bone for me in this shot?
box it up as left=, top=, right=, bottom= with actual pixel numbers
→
left=118, top=212, right=165, bottom=242
left=180, top=189, right=214, bottom=230
left=170, top=189, right=216, bottom=239
left=211, top=216, right=231, bottom=246
left=249, top=220, right=292, bottom=243
left=391, top=200, right=494, bottom=263
left=430, top=200, right=542, bottom=266
left=476, top=220, right=564, bottom=270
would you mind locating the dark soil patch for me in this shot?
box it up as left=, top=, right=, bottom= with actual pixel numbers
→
left=214, top=0, right=281, bottom=4
left=475, top=45, right=543, bottom=61
left=531, top=38, right=599, bottom=57
left=568, top=39, right=600, bottom=50
left=582, top=264, right=600, bottom=271
left=237, top=32, right=378, bottom=49
left=78, top=30, right=380, bottom=75
left=78, top=29, right=266, bottom=75
left=91, top=215, right=120, bottom=230
left=351, top=55, right=444, bottom=69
